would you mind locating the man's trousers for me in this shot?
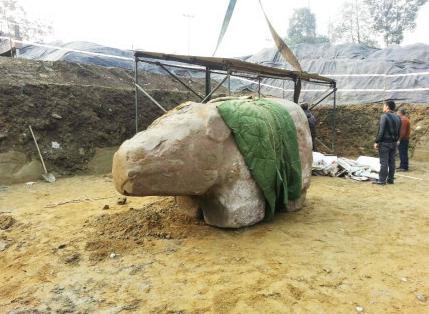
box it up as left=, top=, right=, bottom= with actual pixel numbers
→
left=379, top=142, right=397, bottom=182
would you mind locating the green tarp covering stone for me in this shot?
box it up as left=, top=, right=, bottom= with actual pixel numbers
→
left=217, top=98, right=302, bottom=219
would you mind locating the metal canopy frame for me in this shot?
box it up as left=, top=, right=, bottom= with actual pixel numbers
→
left=133, top=50, right=337, bottom=152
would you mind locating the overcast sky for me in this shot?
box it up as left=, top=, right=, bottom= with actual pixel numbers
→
left=18, top=0, right=429, bottom=57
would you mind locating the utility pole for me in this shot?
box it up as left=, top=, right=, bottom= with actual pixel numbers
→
left=182, top=13, right=195, bottom=55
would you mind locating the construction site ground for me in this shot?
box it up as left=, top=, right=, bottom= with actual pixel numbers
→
left=1, top=56, right=429, bottom=313
left=1, top=161, right=428, bottom=313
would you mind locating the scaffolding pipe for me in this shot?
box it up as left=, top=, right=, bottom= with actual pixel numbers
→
left=158, top=63, right=204, bottom=100
left=137, top=58, right=332, bottom=86
left=282, top=80, right=285, bottom=99
left=309, top=88, right=336, bottom=110
left=205, top=67, right=211, bottom=100
left=316, top=138, right=333, bottom=153
left=9, top=37, right=14, bottom=58
left=228, top=73, right=231, bottom=96
left=134, top=57, right=139, bottom=133
left=202, top=74, right=229, bottom=103
left=133, top=54, right=337, bottom=149
left=332, top=84, right=337, bottom=153
left=293, top=78, right=301, bottom=103
left=135, top=83, right=167, bottom=113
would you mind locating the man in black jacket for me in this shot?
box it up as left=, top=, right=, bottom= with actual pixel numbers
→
left=373, top=100, right=401, bottom=185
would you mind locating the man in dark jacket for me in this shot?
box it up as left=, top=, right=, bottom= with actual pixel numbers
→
left=301, top=103, right=317, bottom=151
left=397, top=108, right=411, bottom=171
left=373, top=100, right=401, bottom=185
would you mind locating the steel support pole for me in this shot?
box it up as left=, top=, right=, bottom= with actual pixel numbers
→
left=316, top=138, right=333, bottom=153
left=282, top=80, right=285, bottom=99
left=202, top=74, right=229, bottom=103
left=134, top=56, right=139, bottom=134
left=9, top=37, right=14, bottom=58
left=293, top=78, right=302, bottom=104
left=332, top=84, right=337, bottom=153
left=258, top=77, right=261, bottom=97
left=228, top=73, right=231, bottom=96
left=135, top=83, right=167, bottom=113
left=158, top=63, right=203, bottom=100
left=309, top=88, right=336, bottom=110
left=205, top=67, right=211, bottom=100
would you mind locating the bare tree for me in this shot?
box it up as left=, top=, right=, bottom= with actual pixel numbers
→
left=287, top=7, right=329, bottom=45
left=365, top=0, right=427, bottom=46
left=0, top=0, right=52, bottom=42
left=329, top=0, right=377, bottom=47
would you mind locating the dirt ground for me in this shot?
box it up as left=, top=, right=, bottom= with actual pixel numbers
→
left=1, top=161, right=428, bottom=313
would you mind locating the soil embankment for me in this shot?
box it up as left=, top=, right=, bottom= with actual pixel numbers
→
left=1, top=56, right=429, bottom=313
left=0, top=57, right=208, bottom=183
left=314, top=104, right=429, bottom=158
left=1, top=56, right=428, bottom=184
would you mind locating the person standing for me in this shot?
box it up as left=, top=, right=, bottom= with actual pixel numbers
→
left=300, top=103, right=317, bottom=151
left=373, top=100, right=401, bottom=185
left=397, top=108, right=411, bottom=171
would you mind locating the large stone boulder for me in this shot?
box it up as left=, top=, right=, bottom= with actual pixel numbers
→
left=112, top=99, right=312, bottom=228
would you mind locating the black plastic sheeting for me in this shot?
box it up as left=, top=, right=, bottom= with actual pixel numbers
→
left=243, top=43, right=429, bottom=104
left=17, top=41, right=429, bottom=104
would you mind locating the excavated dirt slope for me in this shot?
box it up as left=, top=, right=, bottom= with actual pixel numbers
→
left=0, top=57, right=209, bottom=177
left=1, top=56, right=429, bottom=313
left=314, top=104, right=429, bottom=158
left=1, top=56, right=428, bottom=183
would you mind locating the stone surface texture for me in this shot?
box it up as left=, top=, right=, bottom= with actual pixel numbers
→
left=112, top=99, right=312, bottom=228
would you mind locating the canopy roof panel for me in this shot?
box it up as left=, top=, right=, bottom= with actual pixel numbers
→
left=134, top=50, right=335, bottom=85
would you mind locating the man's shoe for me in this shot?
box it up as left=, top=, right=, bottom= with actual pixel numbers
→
left=372, top=180, right=386, bottom=185
left=387, top=180, right=394, bottom=184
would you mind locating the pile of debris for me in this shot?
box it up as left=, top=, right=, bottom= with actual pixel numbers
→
left=312, top=152, right=380, bottom=181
